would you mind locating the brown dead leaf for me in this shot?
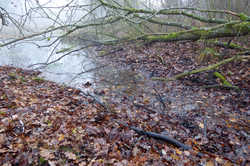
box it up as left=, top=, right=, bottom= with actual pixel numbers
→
left=40, top=149, right=55, bottom=160
left=139, top=156, right=148, bottom=162
left=64, top=151, right=76, bottom=160
left=176, top=149, right=182, bottom=155
left=205, top=160, right=214, bottom=166
left=227, top=123, right=232, bottom=128
left=133, top=145, right=138, bottom=156
left=229, top=118, right=237, bottom=122
left=48, top=160, right=57, bottom=166
left=79, top=161, right=87, bottom=166
left=58, top=134, right=64, bottom=141
left=223, top=161, right=232, bottom=166
left=198, top=123, right=204, bottom=128
left=171, top=154, right=180, bottom=160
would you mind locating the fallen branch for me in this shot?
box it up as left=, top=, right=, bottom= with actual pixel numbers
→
left=152, top=56, right=250, bottom=81
left=98, top=47, right=123, bottom=57
left=213, top=41, right=250, bottom=50
left=203, top=84, right=240, bottom=91
left=134, top=104, right=157, bottom=113
left=219, top=39, right=231, bottom=60
left=116, top=120, right=205, bottom=158
left=213, top=71, right=232, bottom=86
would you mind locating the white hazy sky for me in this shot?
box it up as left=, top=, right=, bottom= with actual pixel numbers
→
left=39, top=0, right=70, bottom=6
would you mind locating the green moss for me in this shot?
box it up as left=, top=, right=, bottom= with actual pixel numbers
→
left=216, top=42, right=245, bottom=50
left=2, top=94, right=7, bottom=99
left=0, top=111, right=6, bottom=115
left=60, top=84, right=67, bottom=88
left=191, top=30, right=206, bottom=39
left=172, top=33, right=178, bottom=38
left=61, top=146, right=73, bottom=152
left=177, top=31, right=186, bottom=34
left=213, top=72, right=232, bottom=86
left=9, top=72, right=16, bottom=80
left=171, top=10, right=179, bottom=13
left=32, top=77, right=46, bottom=82
left=72, top=128, right=78, bottom=134
left=225, top=22, right=234, bottom=28
left=229, top=43, right=244, bottom=49
left=214, top=72, right=226, bottom=82
left=148, top=33, right=179, bottom=41
left=223, top=81, right=232, bottom=86
left=9, top=72, right=15, bottom=77
left=96, top=50, right=106, bottom=57
left=39, top=157, right=47, bottom=164
left=239, top=13, right=247, bottom=21
left=233, top=22, right=250, bottom=31
left=198, top=47, right=216, bottom=62
left=18, top=76, right=26, bottom=82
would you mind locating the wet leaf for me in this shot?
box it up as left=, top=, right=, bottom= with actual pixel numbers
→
left=64, top=151, right=76, bottom=160
left=40, top=149, right=55, bottom=160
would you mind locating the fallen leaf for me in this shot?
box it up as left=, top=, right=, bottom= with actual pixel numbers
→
left=171, top=154, right=180, bottom=160
left=48, top=160, right=56, bottom=166
left=64, top=151, right=76, bottom=160
left=133, top=145, right=138, bottom=156
left=140, top=156, right=148, bottom=162
left=58, top=134, right=64, bottom=141
left=176, top=149, right=182, bottom=155
left=40, top=149, right=55, bottom=160
left=229, top=118, right=237, bottom=122
left=205, top=160, right=214, bottom=166
left=198, top=123, right=204, bottom=128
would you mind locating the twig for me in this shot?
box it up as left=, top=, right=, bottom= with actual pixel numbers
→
left=134, top=104, right=157, bottom=113
left=80, top=90, right=108, bottom=111
left=9, top=109, right=18, bottom=128
left=133, top=104, right=172, bottom=119
left=153, top=87, right=166, bottom=110
left=219, top=39, right=231, bottom=60
left=204, top=116, right=207, bottom=138
left=100, top=47, right=123, bottom=57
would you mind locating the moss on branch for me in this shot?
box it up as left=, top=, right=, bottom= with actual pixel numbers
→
left=152, top=56, right=250, bottom=81
left=144, top=22, right=250, bottom=43
left=213, top=72, right=232, bottom=86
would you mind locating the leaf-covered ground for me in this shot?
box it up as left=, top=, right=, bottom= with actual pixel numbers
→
left=0, top=38, right=250, bottom=165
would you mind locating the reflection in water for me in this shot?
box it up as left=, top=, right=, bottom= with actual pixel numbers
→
left=93, top=63, right=146, bottom=95
left=0, top=41, right=95, bottom=86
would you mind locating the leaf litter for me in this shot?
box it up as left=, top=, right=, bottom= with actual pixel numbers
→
left=0, top=37, right=250, bottom=165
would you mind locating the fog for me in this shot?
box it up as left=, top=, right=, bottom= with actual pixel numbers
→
left=0, top=0, right=99, bottom=87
